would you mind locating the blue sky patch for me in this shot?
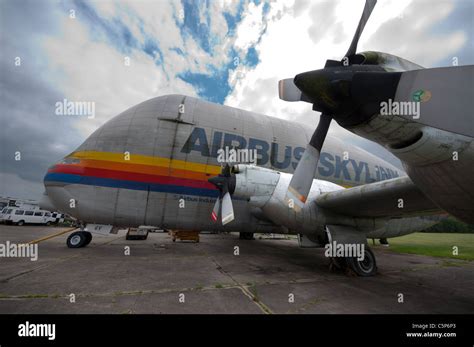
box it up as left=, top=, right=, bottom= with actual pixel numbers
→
left=178, top=68, right=231, bottom=104
left=68, top=0, right=266, bottom=105
left=245, top=46, right=259, bottom=66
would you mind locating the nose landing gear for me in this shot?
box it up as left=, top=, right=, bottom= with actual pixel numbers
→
left=66, top=231, right=92, bottom=248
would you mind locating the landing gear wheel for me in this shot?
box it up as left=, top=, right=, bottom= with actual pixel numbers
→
left=346, top=247, right=377, bottom=277
left=83, top=231, right=92, bottom=246
left=239, top=232, right=254, bottom=240
left=67, top=231, right=88, bottom=248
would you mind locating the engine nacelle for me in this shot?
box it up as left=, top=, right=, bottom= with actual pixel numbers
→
left=389, top=126, right=472, bottom=166
left=231, top=164, right=280, bottom=207
left=231, top=164, right=345, bottom=234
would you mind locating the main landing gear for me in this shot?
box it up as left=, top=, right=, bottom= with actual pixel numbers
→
left=331, top=247, right=377, bottom=277
left=66, top=231, right=92, bottom=248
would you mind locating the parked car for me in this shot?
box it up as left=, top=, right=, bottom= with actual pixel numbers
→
left=0, top=207, right=56, bottom=226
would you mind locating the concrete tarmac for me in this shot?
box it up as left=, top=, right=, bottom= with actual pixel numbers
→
left=0, top=225, right=472, bottom=314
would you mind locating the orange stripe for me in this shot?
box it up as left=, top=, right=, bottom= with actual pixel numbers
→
left=75, top=159, right=214, bottom=182
left=69, top=151, right=221, bottom=175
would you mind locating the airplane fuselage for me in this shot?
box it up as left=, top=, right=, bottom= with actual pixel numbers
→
left=43, top=95, right=441, bottom=236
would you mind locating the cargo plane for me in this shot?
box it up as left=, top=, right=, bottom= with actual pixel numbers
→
left=40, top=0, right=473, bottom=276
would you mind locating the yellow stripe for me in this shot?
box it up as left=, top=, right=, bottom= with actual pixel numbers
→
left=69, top=151, right=221, bottom=175
left=27, top=227, right=77, bottom=244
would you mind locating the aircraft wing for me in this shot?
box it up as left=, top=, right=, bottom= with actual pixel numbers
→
left=315, top=176, right=441, bottom=218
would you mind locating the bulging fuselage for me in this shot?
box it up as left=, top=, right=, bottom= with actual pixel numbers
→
left=43, top=94, right=429, bottom=235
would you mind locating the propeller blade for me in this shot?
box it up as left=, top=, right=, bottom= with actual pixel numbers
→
left=211, top=198, right=220, bottom=222
left=278, top=78, right=314, bottom=103
left=278, top=78, right=302, bottom=101
left=285, top=114, right=332, bottom=209
left=344, top=0, right=377, bottom=59
left=221, top=192, right=235, bottom=225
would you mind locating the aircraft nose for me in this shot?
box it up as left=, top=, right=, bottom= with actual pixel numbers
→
left=43, top=158, right=82, bottom=214
left=43, top=183, right=77, bottom=215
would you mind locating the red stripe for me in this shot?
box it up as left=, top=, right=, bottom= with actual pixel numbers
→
left=49, top=164, right=84, bottom=175
left=211, top=211, right=217, bottom=221
left=50, top=164, right=217, bottom=190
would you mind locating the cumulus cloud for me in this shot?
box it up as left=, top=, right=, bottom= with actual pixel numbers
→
left=1, top=0, right=472, bottom=201
left=0, top=173, right=45, bottom=201
left=363, top=0, right=467, bottom=67
left=42, top=14, right=198, bottom=136
left=0, top=1, right=84, bottom=200
left=0, top=0, right=260, bottom=200
left=234, top=2, right=266, bottom=53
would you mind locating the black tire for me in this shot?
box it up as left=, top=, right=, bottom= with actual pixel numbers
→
left=67, top=231, right=88, bottom=248
left=239, top=232, right=254, bottom=240
left=17, top=220, right=25, bottom=226
left=83, top=232, right=92, bottom=246
left=45, top=221, right=51, bottom=226
left=346, top=247, right=377, bottom=277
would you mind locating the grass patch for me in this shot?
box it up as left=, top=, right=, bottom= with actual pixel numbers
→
left=374, top=233, right=474, bottom=260
left=19, top=294, right=50, bottom=299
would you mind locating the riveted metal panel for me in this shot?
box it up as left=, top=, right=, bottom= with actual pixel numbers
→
left=114, top=188, right=147, bottom=227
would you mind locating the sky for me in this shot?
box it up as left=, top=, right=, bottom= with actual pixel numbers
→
left=0, top=0, right=473, bottom=200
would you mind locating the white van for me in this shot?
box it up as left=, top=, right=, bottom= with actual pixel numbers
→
left=0, top=207, right=56, bottom=226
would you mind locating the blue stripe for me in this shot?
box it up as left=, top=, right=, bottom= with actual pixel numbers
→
left=44, top=173, right=219, bottom=198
